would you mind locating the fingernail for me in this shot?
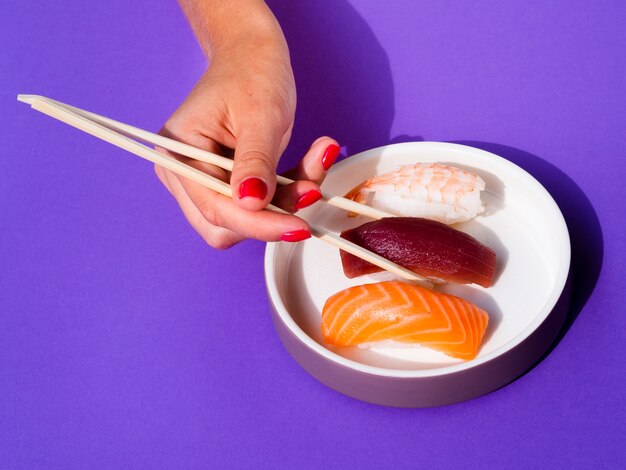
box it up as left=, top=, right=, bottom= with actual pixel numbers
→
left=294, top=189, right=322, bottom=210
left=239, top=178, right=267, bottom=199
left=321, top=144, right=341, bottom=171
left=280, top=230, right=311, bottom=242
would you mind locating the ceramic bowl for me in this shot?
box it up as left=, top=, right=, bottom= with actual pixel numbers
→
left=264, top=142, right=571, bottom=407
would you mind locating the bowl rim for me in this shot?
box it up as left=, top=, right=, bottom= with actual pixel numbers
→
left=264, top=141, right=571, bottom=378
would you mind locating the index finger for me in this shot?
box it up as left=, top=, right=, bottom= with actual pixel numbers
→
left=174, top=159, right=311, bottom=243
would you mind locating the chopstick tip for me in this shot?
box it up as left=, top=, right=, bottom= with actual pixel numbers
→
left=17, top=94, right=42, bottom=105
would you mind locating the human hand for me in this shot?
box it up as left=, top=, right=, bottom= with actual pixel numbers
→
left=155, top=18, right=340, bottom=249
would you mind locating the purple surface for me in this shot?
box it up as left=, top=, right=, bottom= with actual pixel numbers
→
left=1, top=0, right=624, bottom=468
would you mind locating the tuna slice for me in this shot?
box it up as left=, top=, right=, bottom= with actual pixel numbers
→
left=339, top=217, right=496, bottom=287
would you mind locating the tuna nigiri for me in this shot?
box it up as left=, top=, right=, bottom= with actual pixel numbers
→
left=321, top=281, right=489, bottom=360
left=344, top=163, right=485, bottom=224
left=340, top=217, right=496, bottom=287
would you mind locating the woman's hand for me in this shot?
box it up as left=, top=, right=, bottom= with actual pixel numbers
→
left=155, top=1, right=340, bottom=249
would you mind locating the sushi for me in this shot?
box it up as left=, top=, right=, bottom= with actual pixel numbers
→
left=344, top=163, right=485, bottom=224
left=340, top=217, right=496, bottom=287
left=321, top=281, right=489, bottom=360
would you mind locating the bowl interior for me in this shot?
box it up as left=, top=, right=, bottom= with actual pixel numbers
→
left=266, top=142, right=570, bottom=374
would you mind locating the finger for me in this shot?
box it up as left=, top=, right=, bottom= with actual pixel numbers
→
left=159, top=124, right=226, bottom=156
left=230, top=123, right=284, bottom=211
left=273, top=181, right=322, bottom=213
left=278, top=121, right=293, bottom=156
left=155, top=125, right=232, bottom=180
left=157, top=165, right=245, bottom=249
left=283, top=137, right=341, bottom=184
left=175, top=158, right=311, bottom=242
left=153, top=133, right=244, bottom=249
left=153, top=142, right=230, bottom=209
left=154, top=163, right=174, bottom=195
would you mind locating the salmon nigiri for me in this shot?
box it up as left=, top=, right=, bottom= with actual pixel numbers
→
left=344, top=163, right=485, bottom=224
left=321, top=281, right=489, bottom=360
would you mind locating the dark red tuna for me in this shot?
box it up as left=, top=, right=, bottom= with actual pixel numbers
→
left=340, top=217, right=496, bottom=287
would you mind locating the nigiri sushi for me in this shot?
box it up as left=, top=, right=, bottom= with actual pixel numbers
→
left=340, top=217, right=496, bottom=287
left=344, top=163, right=485, bottom=224
left=321, top=281, right=489, bottom=360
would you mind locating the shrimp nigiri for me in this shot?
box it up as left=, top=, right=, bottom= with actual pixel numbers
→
left=321, top=281, right=489, bottom=360
left=344, top=163, right=485, bottom=224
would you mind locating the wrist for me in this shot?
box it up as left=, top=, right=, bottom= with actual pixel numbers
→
left=180, top=0, right=286, bottom=60
left=210, top=23, right=287, bottom=62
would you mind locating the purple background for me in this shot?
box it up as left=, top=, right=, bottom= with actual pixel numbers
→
left=1, top=1, right=624, bottom=468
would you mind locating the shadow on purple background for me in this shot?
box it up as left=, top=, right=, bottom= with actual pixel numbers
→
left=269, top=1, right=604, bottom=357
left=2, top=0, right=620, bottom=467
left=267, top=0, right=404, bottom=168
left=453, top=142, right=604, bottom=354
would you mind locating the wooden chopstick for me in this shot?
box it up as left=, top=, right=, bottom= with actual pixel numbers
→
left=17, top=94, right=432, bottom=288
left=24, top=95, right=394, bottom=221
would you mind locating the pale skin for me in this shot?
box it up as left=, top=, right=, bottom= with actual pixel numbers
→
left=155, top=0, right=340, bottom=249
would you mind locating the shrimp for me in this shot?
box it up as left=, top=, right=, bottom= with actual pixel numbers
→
left=344, top=163, right=485, bottom=224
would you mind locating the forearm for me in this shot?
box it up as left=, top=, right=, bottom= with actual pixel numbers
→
left=178, top=0, right=285, bottom=59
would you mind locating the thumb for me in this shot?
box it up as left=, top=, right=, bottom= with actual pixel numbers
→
left=231, top=128, right=281, bottom=211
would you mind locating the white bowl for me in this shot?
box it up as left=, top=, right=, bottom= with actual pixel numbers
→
left=264, top=142, right=571, bottom=407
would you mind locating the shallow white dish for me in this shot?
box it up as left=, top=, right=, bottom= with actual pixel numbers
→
left=265, top=142, right=571, bottom=407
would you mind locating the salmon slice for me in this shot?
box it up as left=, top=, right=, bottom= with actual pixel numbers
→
left=321, top=281, right=489, bottom=360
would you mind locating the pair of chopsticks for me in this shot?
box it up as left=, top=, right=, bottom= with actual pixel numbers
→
left=17, top=94, right=431, bottom=288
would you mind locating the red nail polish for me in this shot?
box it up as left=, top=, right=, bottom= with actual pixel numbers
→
left=280, top=230, right=311, bottom=242
left=294, top=190, right=322, bottom=210
left=239, top=178, right=267, bottom=199
left=321, top=144, right=341, bottom=171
